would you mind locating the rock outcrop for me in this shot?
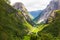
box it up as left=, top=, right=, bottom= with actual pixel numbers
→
left=13, top=2, right=35, bottom=26
left=35, top=0, right=60, bottom=24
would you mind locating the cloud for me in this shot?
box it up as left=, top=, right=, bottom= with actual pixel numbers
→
left=10, top=0, right=51, bottom=11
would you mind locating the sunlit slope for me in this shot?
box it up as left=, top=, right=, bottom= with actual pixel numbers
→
left=38, top=10, right=60, bottom=40
left=0, top=0, right=33, bottom=40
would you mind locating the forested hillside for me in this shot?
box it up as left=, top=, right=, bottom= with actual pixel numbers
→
left=0, top=0, right=33, bottom=40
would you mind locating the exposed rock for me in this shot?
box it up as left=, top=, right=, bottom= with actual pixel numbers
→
left=35, top=0, right=60, bottom=24
left=13, top=2, right=35, bottom=26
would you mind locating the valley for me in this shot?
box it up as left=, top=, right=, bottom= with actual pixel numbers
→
left=0, top=0, right=60, bottom=40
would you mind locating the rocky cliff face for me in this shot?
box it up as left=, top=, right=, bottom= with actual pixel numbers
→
left=13, top=2, right=35, bottom=26
left=35, top=0, right=60, bottom=24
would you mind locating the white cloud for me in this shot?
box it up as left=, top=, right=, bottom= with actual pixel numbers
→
left=10, top=0, right=51, bottom=11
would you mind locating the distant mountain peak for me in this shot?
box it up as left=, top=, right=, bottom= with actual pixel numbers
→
left=29, top=10, right=42, bottom=18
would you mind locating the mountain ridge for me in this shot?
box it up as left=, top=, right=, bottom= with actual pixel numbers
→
left=34, top=0, right=60, bottom=24
left=13, top=2, right=36, bottom=26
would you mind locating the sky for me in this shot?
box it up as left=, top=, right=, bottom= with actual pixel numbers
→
left=10, top=0, right=51, bottom=11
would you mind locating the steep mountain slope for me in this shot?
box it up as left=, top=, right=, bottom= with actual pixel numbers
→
left=0, top=0, right=33, bottom=40
left=13, top=2, right=32, bottom=19
left=13, top=2, right=35, bottom=26
left=34, top=0, right=60, bottom=24
left=28, top=13, right=34, bottom=20
left=37, top=10, right=60, bottom=40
